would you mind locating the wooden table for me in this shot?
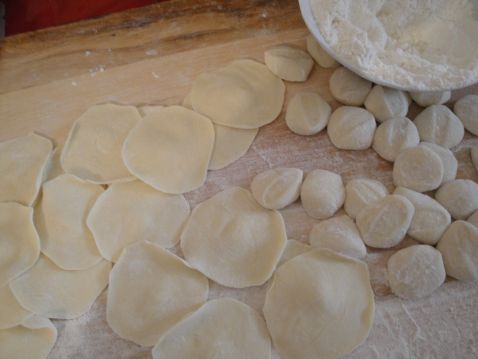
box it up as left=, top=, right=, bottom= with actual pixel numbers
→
left=1, top=1, right=477, bottom=358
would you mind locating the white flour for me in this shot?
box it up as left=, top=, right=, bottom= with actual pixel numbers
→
left=311, top=0, right=478, bottom=90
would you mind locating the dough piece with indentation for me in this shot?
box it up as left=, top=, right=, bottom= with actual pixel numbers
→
left=409, top=91, right=451, bottom=107
left=0, top=133, right=52, bottom=206
left=285, top=92, right=331, bottom=135
left=329, top=67, right=372, bottom=106
left=0, top=285, right=31, bottom=329
left=344, top=178, right=388, bottom=219
left=471, top=147, right=478, bottom=172
left=278, top=240, right=311, bottom=266
left=264, top=45, right=314, bottom=82
left=107, top=241, right=208, bottom=346
left=306, top=34, right=337, bottom=68
left=153, top=298, right=270, bottom=359
left=435, top=179, right=478, bottom=220
left=365, top=85, right=409, bottom=123
left=419, top=142, right=457, bottom=184
left=454, top=94, right=478, bottom=136
left=61, top=104, right=141, bottom=184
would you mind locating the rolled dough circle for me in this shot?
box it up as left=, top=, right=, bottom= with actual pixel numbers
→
left=285, top=92, right=331, bottom=136
left=278, top=239, right=311, bottom=266
left=435, top=179, right=478, bottom=220
left=329, top=67, right=372, bottom=106
left=344, top=178, right=388, bottom=219
left=264, top=45, right=314, bottom=82
left=364, top=86, right=409, bottom=123
left=0, top=284, right=31, bottom=330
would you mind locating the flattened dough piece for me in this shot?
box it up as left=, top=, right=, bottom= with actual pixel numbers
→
left=264, top=45, right=314, bottom=82
left=435, top=179, right=478, bottom=220
left=190, top=59, right=285, bottom=129
left=61, top=104, right=141, bottom=183
left=0, top=203, right=40, bottom=287
left=0, top=284, right=31, bottom=329
left=306, top=34, right=337, bottom=68
left=454, top=94, right=478, bottom=136
left=44, top=144, right=64, bottom=181
left=278, top=240, right=311, bottom=266
left=9, top=256, right=110, bottom=319
left=409, top=91, right=451, bottom=107
left=344, top=178, right=388, bottom=219
left=285, top=92, right=331, bottom=136
left=263, top=249, right=374, bottom=359
left=420, top=142, right=457, bottom=184
left=87, top=180, right=190, bottom=262
left=36, top=174, right=104, bottom=270
left=107, top=241, right=208, bottom=346
left=329, top=67, right=372, bottom=106
left=153, top=298, right=271, bottom=359
left=181, top=187, right=287, bottom=288
left=0, top=133, right=52, bottom=206
left=364, top=85, right=409, bottom=123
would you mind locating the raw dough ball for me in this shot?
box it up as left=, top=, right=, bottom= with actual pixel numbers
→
left=327, top=106, right=376, bottom=150
left=471, top=147, right=478, bottom=172
left=0, top=203, right=40, bottom=287
left=306, top=34, right=337, bottom=68
left=0, top=133, right=52, bottom=206
left=387, top=245, right=446, bottom=299
left=61, top=104, right=141, bottom=183
left=329, top=67, right=372, bottom=106
left=309, top=215, right=366, bottom=258
left=435, top=179, right=478, bottom=219
left=468, top=210, right=478, bottom=227
left=301, top=169, right=345, bottom=219
left=414, top=105, right=464, bottom=148
left=392, top=146, right=444, bottom=192
left=409, top=91, right=451, bottom=107
left=107, top=241, right=208, bottom=346
left=0, top=284, right=31, bottom=329
left=264, top=45, right=314, bottom=82
left=372, top=117, right=420, bottom=162
left=454, top=94, right=478, bottom=135
left=181, top=187, right=287, bottom=288
left=35, top=174, right=104, bottom=270
left=344, top=178, right=388, bottom=219
left=191, top=59, right=285, bottom=129
left=152, top=298, right=271, bottom=359
left=285, top=92, right=331, bottom=135
left=278, top=240, right=311, bottom=266
left=364, top=85, right=409, bottom=122
left=122, top=105, right=214, bottom=194
left=437, top=220, right=478, bottom=281
left=357, top=194, right=414, bottom=248
left=9, top=255, right=110, bottom=319
left=263, top=249, right=374, bottom=359
left=394, top=187, right=451, bottom=245
left=251, top=167, right=303, bottom=209
left=420, top=142, right=457, bottom=184
left=87, top=180, right=190, bottom=262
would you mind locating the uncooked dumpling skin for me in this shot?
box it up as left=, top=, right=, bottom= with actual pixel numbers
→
left=152, top=298, right=271, bottom=359
left=44, top=144, right=64, bottom=181
left=329, top=67, right=372, bottom=106
left=285, top=92, right=331, bottom=136
left=278, top=239, right=311, bottom=266
left=306, top=34, right=337, bottom=68
left=454, top=94, right=478, bottom=136
left=0, top=284, right=31, bottom=329
left=364, top=85, right=409, bottom=123
left=409, top=91, right=451, bottom=107
left=344, top=178, right=388, bottom=219
left=263, top=249, right=374, bottom=359
left=264, top=45, right=314, bottom=82
left=435, top=179, right=478, bottom=220
left=181, top=187, right=287, bottom=288
left=419, top=142, right=457, bottom=184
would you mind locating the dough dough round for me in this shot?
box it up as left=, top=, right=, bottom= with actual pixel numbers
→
left=285, top=92, right=331, bottom=136
left=122, top=105, right=214, bottom=194
left=344, top=178, right=388, bottom=219
left=454, top=94, right=478, bottom=136
left=357, top=194, right=414, bottom=248
left=153, top=298, right=271, bottom=359
left=364, top=86, right=409, bottom=123
left=437, top=220, right=478, bottom=281
left=327, top=106, right=376, bottom=150
left=264, top=45, right=314, bottom=82
left=471, top=147, right=478, bottom=172
left=181, top=187, right=287, bottom=288
left=190, top=59, right=285, bottom=129
left=0, top=203, right=40, bottom=287
left=0, top=285, right=31, bottom=329
left=251, top=167, right=303, bottom=210
left=409, top=91, right=451, bottom=107
left=419, top=142, right=457, bottom=184
left=372, top=117, right=420, bottom=162
left=329, top=67, right=372, bottom=106
left=387, top=245, right=446, bottom=299
left=435, top=179, right=478, bottom=220
left=278, top=239, right=311, bottom=266
left=309, top=215, right=366, bottom=258
left=263, top=249, right=374, bottom=359
left=87, top=181, right=189, bottom=262
left=35, top=174, right=104, bottom=270
left=414, top=105, right=464, bottom=148
left=9, top=255, right=110, bottom=319
left=301, top=169, right=345, bottom=219
left=0, top=133, right=52, bottom=206
left=392, top=145, right=444, bottom=192
left=306, top=34, right=337, bottom=68
left=61, top=104, right=141, bottom=184
left=107, top=241, right=208, bottom=346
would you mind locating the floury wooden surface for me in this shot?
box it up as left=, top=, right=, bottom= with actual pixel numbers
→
left=1, top=0, right=478, bottom=358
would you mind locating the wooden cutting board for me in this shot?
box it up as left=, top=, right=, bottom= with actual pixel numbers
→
left=1, top=0, right=478, bottom=358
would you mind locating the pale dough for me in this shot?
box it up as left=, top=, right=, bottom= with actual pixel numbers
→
left=0, top=284, right=31, bottom=329
left=278, top=239, right=311, bottom=266
left=356, top=194, right=414, bottom=248
left=306, top=34, right=337, bottom=68
left=344, top=178, right=388, bottom=219
left=329, top=66, right=372, bottom=106
left=138, top=104, right=164, bottom=117
left=106, top=241, right=208, bottom=346
left=409, top=90, right=451, bottom=107
left=471, top=147, right=478, bottom=172
left=387, top=245, right=446, bottom=299
left=250, top=167, right=303, bottom=210
left=301, top=169, right=345, bottom=219
left=263, top=249, right=374, bottom=359
left=87, top=180, right=190, bottom=262
left=0, top=203, right=40, bottom=287
left=264, top=45, right=314, bottom=82
left=285, top=92, right=331, bottom=136
left=35, top=174, right=104, bottom=270
left=152, top=298, right=271, bottom=359
left=364, top=85, right=409, bottom=123
left=0, top=133, right=52, bottom=206
left=61, top=103, right=141, bottom=183
left=327, top=106, right=376, bottom=150
left=44, top=144, right=64, bottom=181
left=454, top=94, right=478, bottom=136
left=122, top=105, right=214, bottom=194
left=420, top=142, right=457, bottom=184
left=190, top=59, right=285, bottom=129
left=435, top=179, right=478, bottom=220
left=9, top=255, right=111, bottom=319
left=468, top=210, right=478, bottom=227
left=180, top=187, right=287, bottom=288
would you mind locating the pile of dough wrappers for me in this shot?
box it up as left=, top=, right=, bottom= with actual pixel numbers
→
left=2, top=33, right=478, bottom=359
